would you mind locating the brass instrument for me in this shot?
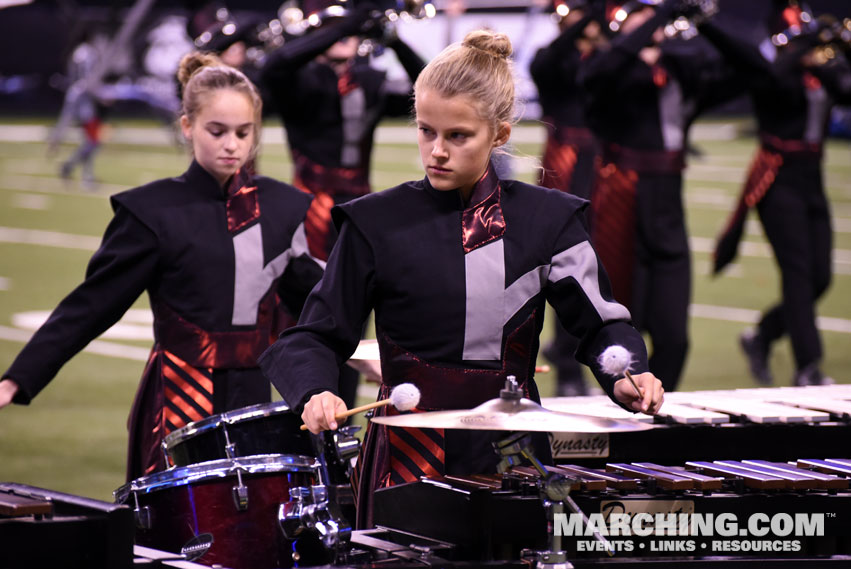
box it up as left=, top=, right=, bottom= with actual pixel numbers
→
left=278, top=0, right=435, bottom=38
left=772, top=11, right=851, bottom=66
left=607, top=0, right=718, bottom=41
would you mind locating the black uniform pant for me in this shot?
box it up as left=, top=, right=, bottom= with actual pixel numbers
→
left=543, top=144, right=597, bottom=393
left=755, top=160, right=831, bottom=371
left=630, top=173, right=691, bottom=392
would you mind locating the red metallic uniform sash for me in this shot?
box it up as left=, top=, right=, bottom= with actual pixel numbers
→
left=354, top=315, right=538, bottom=529
left=461, top=166, right=505, bottom=254
left=712, top=134, right=821, bottom=275
left=591, top=159, right=639, bottom=309
left=601, top=143, right=685, bottom=175
left=539, top=124, right=596, bottom=195
left=151, top=296, right=291, bottom=369
left=225, top=166, right=259, bottom=233
left=291, top=149, right=370, bottom=259
left=590, top=144, right=685, bottom=309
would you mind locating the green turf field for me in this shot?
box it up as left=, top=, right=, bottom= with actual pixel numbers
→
left=0, top=117, right=849, bottom=501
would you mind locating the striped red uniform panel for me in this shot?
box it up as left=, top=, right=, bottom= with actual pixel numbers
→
left=298, top=187, right=335, bottom=261
left=160, top=350, right=214, bottom=434
left=712, top=148, right=783, bottom=274
left=540, top=140, right=578, bottom=193
left=387, top=425, right=446, bottom=485
left=590, top=161, right=638, bottom=309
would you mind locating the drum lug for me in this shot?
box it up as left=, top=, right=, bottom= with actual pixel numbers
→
left=135, top=505, right=152, bottom=530
left=232, top=484, right=249, bottom=511
left=132, top=492, right=152, bottom=529
left=232, top=469, right=249, bottom=511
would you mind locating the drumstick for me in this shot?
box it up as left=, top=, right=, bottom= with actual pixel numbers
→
left=598, top=345, right=642, bottom=398
left=300, top=382, right=421, bottom=430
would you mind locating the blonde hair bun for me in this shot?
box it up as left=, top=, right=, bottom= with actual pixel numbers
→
left=462, top=30, right=513, bottom=60
left=177, top=52, right=224, bottom=90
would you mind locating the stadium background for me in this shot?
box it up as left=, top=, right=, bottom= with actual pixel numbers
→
left=0, top=0, right=849, bottom=501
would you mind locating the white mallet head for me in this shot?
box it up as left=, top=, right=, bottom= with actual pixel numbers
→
left=598, top=345, right=633, bottom=377
left=389, top=383, right=421, bottom=411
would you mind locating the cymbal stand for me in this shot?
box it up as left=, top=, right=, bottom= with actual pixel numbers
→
left=494, top=430, right=613, bottom=569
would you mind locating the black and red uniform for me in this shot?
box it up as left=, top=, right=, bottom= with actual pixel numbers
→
left=530, top=11, right=602, bottom=395
left=259, top=163, right=649, bottom=528
left=3, top=162, right=324, bottom=480
left=262, top=13, right=424, bottom=410
left=579, top=3, right=743, bottom=390
left=707, top=11, right=851, bottom=384
left=261, top=14, right=425, bottom=259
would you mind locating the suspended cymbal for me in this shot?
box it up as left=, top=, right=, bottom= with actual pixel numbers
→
left=370, top=396, right=654, bottom=433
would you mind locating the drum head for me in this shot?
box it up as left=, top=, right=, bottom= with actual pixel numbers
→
left=163, top=401, right=314, bottom=466
left=114, top=454, right=317, bottom=503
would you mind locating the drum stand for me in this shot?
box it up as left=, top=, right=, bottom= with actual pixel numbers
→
left=492, top=381, right=612, bottom=569
left=279, top=428, right=360, bottom=559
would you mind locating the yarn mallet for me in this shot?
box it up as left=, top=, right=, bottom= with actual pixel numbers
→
left=300, top=382, right=421, bottom=430
left=598, top=345, right=642, bottom=398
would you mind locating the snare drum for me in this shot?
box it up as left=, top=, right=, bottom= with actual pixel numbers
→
left=115, top=454, right=323, bottom=569
left=163, top=401, right=313, bottom=467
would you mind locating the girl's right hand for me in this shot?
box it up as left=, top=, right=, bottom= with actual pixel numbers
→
left=301, top=391, right=348, bottom=434
left=0, top=379, right=19, bottom=409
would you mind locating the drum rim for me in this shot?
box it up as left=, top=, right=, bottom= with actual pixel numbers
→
left=162, top=400, right=296, bottom=449
left=113, top=453, right=317, bottom=503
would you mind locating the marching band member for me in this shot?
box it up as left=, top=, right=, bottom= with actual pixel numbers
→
left=710, top=0, right=851, bottom=386
left=261, top=0, right=426, bottom=411
left=579, top=0, right=743, bottom=391
left=530, top=0, right=609, bottom=397
left=260, top=29, right=664, bottom=529
left=0, top=53, right=324, bottom=480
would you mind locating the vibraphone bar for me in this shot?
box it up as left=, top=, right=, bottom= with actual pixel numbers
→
left=372, top=458, right=851, bottom=567
left=543, top=385, right=851, bottom=467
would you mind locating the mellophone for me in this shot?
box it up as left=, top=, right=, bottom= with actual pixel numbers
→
left=111, top=383, right=851, bottom=568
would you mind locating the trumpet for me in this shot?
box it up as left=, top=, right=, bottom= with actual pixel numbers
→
left=278, top=0, right=435, bottom=38
left=771, top=12, right=851, bottom=65
left=663, top=0, right=718, bottom=40
left=607, top=0, right=718, bottom=41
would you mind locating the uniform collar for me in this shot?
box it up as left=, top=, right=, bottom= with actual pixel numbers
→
left=422, top=161, right=505, bottom=253
left=422, top=161, right=501, bottom=212
left=183, top=160, right=228, bottom=200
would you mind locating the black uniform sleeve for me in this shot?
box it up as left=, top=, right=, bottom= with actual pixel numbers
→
left=259, top=219, right=376, bottom=409
left=261, top=11, right=369, bottom=83
left=530, top=14, right=593, bottom=90
left=543, top=205, right=649, bottom=407
left=809, top=55, right=851, bottom=105
left=580, top=4, right=673, bottom=89
left=388, top=36, right=425, bottom=84
left=276, top=253, right=325, bottom=319
left=3, top=206, right=159, bottom=404
left=697, top=20, right=774, bottom=84
left=381, top=37, right=425, bottom=117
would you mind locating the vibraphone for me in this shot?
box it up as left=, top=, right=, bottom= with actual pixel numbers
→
left=542, top=385, right=851, bottom=466
left=372, top=458, right=851, bottom=567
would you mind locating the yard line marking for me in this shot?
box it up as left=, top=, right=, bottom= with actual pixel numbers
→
left=0, top=226, right=100, bottom=251
left=0, top=173, right=129, bottom=196
left=11, top=193, right=50, bottom=210
left=690, top=304, right=851, bottom=334
left=0, top=325, right=151, bottom=361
